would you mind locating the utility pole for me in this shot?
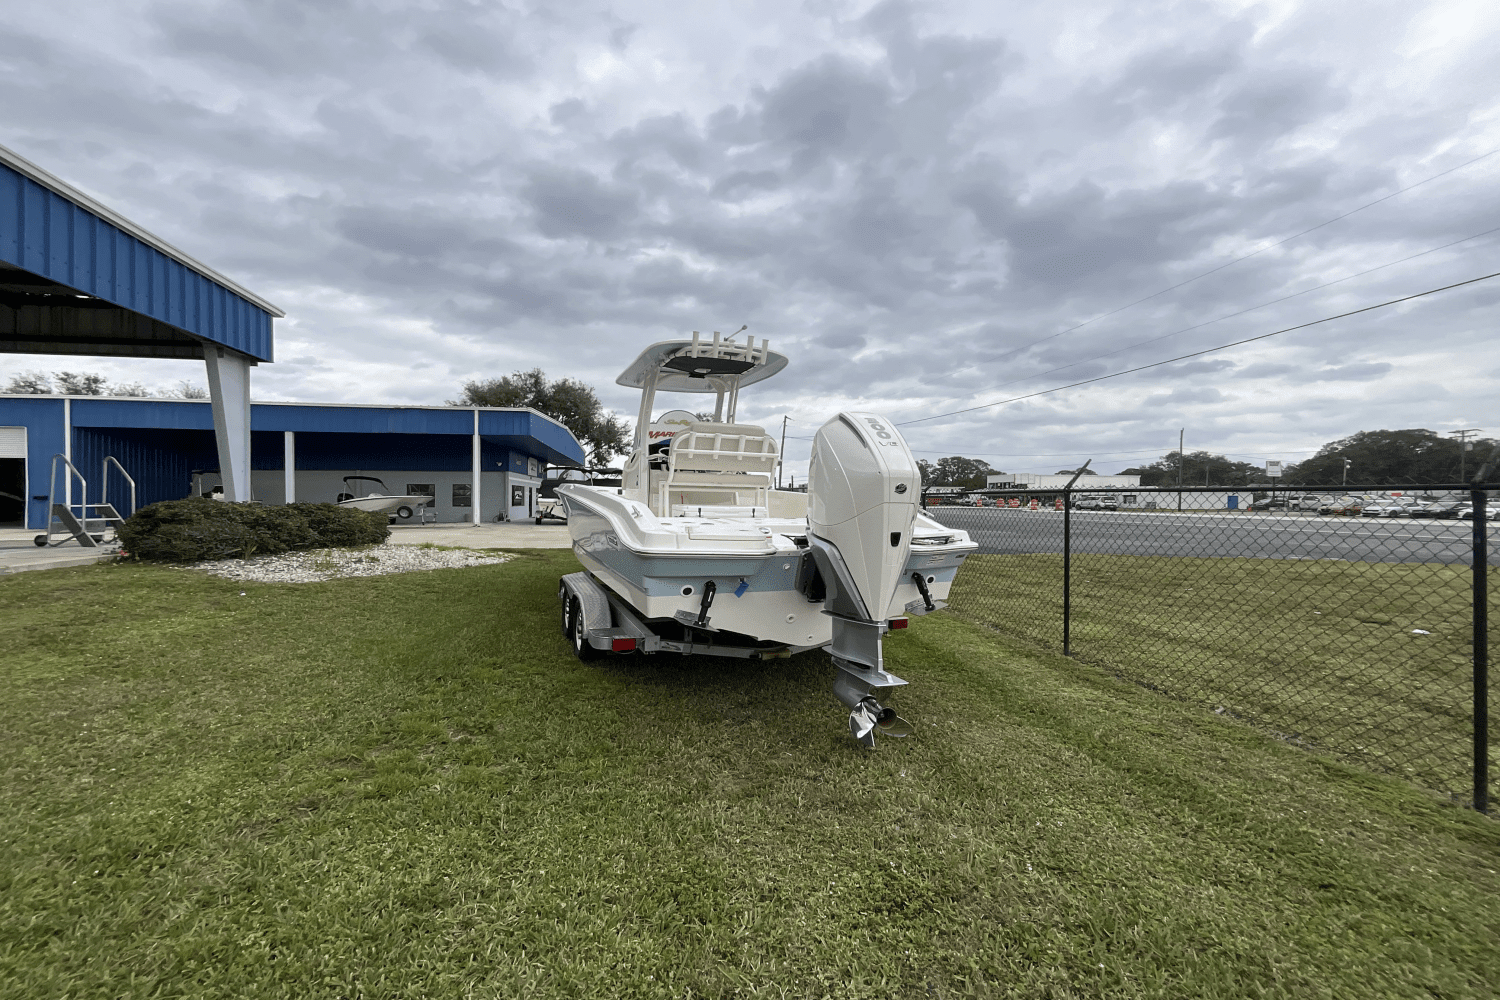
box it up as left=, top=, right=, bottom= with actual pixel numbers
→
left=777, top=415, right=791, bottom=489
left=1452, top=429, right=1482, bottom=483
left=1178, top=428, right=1184, bottom=512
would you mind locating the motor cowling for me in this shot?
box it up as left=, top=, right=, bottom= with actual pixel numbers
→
left=807, top=411, right=921, bottom=622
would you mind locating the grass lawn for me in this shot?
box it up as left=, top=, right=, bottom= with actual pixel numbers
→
left=2, top=550, right=1498, bottom=999
left=948, top=553, right=1497, bottom=802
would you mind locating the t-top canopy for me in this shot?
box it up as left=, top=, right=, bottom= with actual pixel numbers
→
left=615, top=334, right=789, bottom=393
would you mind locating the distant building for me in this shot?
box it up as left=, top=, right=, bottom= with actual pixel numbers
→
left=987, top=472, right=1142, bottom=490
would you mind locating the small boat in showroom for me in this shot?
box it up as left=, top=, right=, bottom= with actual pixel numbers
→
left=335, top=476, right=434, bottom=520
left=557, top=331, right=977, bottom=746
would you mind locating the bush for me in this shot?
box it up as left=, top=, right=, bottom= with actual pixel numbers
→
left=117, top=498, right=390, bottom=562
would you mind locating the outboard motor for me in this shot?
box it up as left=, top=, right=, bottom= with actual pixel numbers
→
left=807, top=412, right=921, bottom=747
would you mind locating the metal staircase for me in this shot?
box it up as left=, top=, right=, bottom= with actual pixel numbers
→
left=33, top=454, right=136, bottom=549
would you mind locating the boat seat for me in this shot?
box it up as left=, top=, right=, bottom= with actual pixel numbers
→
left=667, top=422, right=778, bottom=476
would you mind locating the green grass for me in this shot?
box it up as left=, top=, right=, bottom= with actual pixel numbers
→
left=948, top=553, right=1497, bottom=800
left=2, top=552, right=1499, bottom=998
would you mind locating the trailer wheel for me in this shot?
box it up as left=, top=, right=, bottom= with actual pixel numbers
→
left=535, top=516, right=543, bottom=525
left=34, top=535, right=47, bottom=547
left=396, top=506, right=415, bottom=520
left=559, top=581, right=571, bottom=637
left=568, top=595, right=602, bottom=661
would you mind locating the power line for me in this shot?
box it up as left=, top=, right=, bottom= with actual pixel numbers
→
left=901, top=222, right=1500, bottom=413
left=896, top=267, right=1500, bottom=427
left=915, top=145, right=1500, bottom=387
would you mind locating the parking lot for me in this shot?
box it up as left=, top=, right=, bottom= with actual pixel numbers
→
left=929, top=506, right=1496, bottom=565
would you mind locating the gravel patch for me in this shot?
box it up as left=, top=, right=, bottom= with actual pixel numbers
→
left=188, top=544, right=512, bottom=583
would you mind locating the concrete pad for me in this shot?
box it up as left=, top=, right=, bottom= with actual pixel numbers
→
left=384, top=522, right=574, bottom=549
left=0, top=527, right=119, bottom=575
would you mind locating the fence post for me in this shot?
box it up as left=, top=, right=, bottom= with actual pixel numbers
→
left=1063, top=488, right=1073, bottom=656
left=1060, top=461, right=1092, bottom=658
left=1473, top=486, right=1490, bottom=813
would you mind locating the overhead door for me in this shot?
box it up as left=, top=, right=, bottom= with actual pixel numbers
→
left=0, top=427, right=26, bottom=459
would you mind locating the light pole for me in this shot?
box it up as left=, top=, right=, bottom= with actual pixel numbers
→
left=1177, top=428, right=1184, bottom=512
left=1451, top=429, right=1482, bottom=483
left=777, top=415, right=792, bottom=489
left=1342, top=457, right=1351, bottom=488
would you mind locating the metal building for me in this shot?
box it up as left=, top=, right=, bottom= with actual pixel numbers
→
left=1, top=141, right=281, bottom=503
left=0, top=395, right=587, bottom=529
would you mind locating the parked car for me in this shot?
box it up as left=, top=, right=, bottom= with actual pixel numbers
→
left=1362, top=500, right=1420, bottom=518
left=1074, top=496, right=1119, bottom=510
left=1290, top=494, right=1334, bottom=511
left=1409, top=500, right=1465, bottom=518
left=1455, top=504, right=1500, bottom=521
left=1247, top=497, right=1288, bottom=511
left=1318, top=496, right=1362, bottom=515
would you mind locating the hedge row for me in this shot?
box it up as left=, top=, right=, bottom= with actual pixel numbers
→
left=117, top=498, right=390, bottom=562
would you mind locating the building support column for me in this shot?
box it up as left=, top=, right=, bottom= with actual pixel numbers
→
left=204, top=348, right=253, bottom=502
left=471, top=409, right=482, bottom=526
left=63, top=397, right=72, bottom=507
left=283, top=431, right=296, bottom=504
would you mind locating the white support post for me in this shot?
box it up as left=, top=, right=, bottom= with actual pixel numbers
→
left=472, top=408, right=482, bottom=526
left=283, top=431, right=296, bottom=504
left=63, top=397, right=72, bottom=507
left=204, top=348, right=253, bottom=502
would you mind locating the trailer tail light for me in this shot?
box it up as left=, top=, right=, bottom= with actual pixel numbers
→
left=888, top=618, right=909, bottom=629
left=611, top=638, right=637, bottom=652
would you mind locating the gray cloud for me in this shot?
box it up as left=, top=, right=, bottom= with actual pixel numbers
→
left=2, top=0, right=1497, bottom=478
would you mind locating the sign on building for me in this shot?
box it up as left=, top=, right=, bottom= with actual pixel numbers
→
left=1266, top=460, right=1283, bottom=479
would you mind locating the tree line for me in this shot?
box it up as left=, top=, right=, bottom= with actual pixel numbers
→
left=919, top=428, right=1498, bottom=490
left=2, top=369, right=208, bottom=399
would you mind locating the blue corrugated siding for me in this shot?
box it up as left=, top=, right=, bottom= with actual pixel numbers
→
left=0, top=161, right=274, bottom=361
left=1, top=396, right=585, bottom=525
left=0, top=396, right=64, bottom=528
left=73, top=427, right=216, bottom=512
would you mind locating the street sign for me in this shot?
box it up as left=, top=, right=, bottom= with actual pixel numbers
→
left=1266, top=460, right=1283, bottom=478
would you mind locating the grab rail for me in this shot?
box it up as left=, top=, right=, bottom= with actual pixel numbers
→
left=102, top=456, right=137, bottom=517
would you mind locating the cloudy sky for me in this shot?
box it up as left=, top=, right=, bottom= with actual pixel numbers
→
left=3, top=0, right=1498, bottom=478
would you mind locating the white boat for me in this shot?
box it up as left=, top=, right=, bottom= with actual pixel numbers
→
left=557, top=331, right=977, bottom=746
left=335, top=476, right=434, bottom=519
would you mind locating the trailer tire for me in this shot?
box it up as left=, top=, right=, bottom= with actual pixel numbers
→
left=559, top=581, right=571, bottom=638
left=396, top=506, right=415, bottom=520
left=567, top=595, right=602, bottom=661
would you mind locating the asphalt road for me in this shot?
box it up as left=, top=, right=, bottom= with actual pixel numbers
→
left=926, top=507, right=1497, bottom=566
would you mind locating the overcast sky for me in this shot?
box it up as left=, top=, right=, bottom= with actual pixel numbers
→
left=3, top=0, right=1498, bottom=477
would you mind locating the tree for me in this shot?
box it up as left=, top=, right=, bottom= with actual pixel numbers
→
left=1286, top=429, right=1497, bottom=486
left=52, top=371, right=109, bottom=395
left=452, top=369, right=631, bottom=464
left=917, top=456, right=995, bottom=489
left=2, top=370, right=52, bottom=394
left=1118, top=451, right=1261, bottom=488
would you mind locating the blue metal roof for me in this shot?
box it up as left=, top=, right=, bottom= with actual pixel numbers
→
left=0, top=143, right=281, bottom=362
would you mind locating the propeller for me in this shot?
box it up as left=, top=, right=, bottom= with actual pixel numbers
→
left=848, top=697, right=914, bottom=748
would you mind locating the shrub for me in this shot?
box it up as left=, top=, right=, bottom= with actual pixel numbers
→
left=117, top=498, right=390, bottom=562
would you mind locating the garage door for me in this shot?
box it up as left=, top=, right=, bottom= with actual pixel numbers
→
left=0, top=427, right=26, bottom=459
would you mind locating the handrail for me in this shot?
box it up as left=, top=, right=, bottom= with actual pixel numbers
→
left=102, top=456, right=137, bottom=517
left=44, top=454, right=90, bottom=547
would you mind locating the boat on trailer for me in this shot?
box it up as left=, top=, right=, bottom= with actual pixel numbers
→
left=557, top=331, right=977, bottom=746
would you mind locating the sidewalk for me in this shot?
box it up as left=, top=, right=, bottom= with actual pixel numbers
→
left=0, top=527, right=120, bottom=575
left=0, top=521, right=574, bottom=577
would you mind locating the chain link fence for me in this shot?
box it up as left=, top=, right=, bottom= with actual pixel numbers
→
left=927, top=483, right=1495, bottom=810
